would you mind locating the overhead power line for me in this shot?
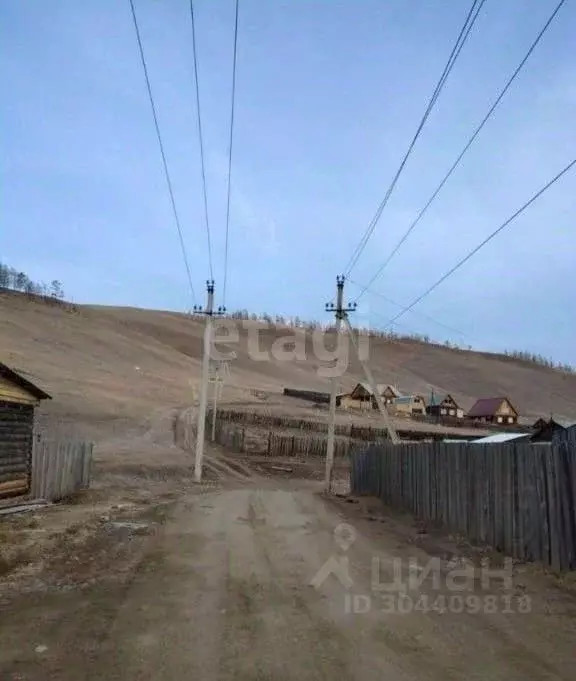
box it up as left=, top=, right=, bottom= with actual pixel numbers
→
left=347, top=278, right=472, bottom=341
left=366, top=308, right=467, bottom=347
left=357, top=0, right=568, bottom=301
left=128, top=0, right=197, bottom=305
left=385, top=158, right=576, bottom=328
left=222, top=0, right=240, bottom=307
left=344, top=0, right=487, bottom=277
left=189, top=0, right=214, bottom=281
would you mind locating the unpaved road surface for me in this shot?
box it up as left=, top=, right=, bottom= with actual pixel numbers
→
left=2, top=477, right=575, bottom=680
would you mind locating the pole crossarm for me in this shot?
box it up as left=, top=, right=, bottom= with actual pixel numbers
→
left=193, top=280, right=226, bottom=317
left=325, top=275, right=357, bottom=320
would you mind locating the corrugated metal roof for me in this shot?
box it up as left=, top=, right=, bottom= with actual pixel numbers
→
left=471, top=433, right=530, bottom=444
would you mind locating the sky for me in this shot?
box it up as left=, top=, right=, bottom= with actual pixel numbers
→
left=1, top=0, right=575, bottom=364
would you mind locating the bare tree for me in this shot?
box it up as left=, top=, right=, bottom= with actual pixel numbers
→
left=50, top=279, right=64, bottom=300
left=15, top=272, right=28, bottom=291
left=0, top=263, right=9, bottom=288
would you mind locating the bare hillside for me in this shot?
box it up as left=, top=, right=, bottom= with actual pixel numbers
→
left=1, top=291, right=575, bottom=430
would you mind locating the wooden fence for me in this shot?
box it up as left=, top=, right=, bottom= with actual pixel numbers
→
left=31, top=440, right=94, bottom=502
left=352, top=442, right=576, bottom=571
left=175, top=411, right=353, bottom=459
left=211, top=420, right=349, bottom=458
left=215, top=409, right=390, bottom=441
left=555, top=426, right=576, bottom=445
left=264, top=431, right=351, bottom=458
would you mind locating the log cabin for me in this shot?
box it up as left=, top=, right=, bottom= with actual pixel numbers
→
left=0, top=362, right=51, bottom=503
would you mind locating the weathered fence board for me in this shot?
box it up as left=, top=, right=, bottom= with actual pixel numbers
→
left=176, top=414, right=356, bottom=461
left=213, top=409, right=391, bottom=442
left=31, top=440, right=93, bottom=502
left=351, top=441, right=576, bottom=571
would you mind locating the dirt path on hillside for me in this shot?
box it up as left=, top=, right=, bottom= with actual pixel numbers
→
left=2, top=474, right=575, bottom=680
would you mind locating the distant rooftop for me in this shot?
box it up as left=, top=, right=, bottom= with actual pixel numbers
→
left=393, top=395, right=422, bottom=404
left=471, top=433, right=529, bottom=444
left=468, top=397, right=512, bottom=417
left=427, top=394, right=447, bottom=407
left=356, top=382, right=403, bottom=397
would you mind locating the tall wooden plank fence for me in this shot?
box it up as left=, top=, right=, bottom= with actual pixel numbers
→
left=31, top=440, right=94, bottom=502
left=352, top=442, right=576, bottom=571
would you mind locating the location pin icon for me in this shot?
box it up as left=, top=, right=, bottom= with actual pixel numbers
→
left=334, top=523, right=357, bottom=551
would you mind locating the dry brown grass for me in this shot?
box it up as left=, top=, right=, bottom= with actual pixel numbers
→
left=1, top=289, right=575, bottom=441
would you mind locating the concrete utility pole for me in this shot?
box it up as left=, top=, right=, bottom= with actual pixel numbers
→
left=209, top=360, right=228, bottom=442
left=193, top=280, right=226, bottom=483
left=324, top=275, right=357, bottom=493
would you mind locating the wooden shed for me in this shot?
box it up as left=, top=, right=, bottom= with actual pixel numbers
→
left=0, top=362, right=51, bottom=502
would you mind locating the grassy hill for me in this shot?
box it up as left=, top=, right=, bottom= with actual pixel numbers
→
left=2, top=290, right=575, bottom=435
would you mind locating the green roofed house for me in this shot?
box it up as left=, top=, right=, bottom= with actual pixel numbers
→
left=426, top=393, right=463, bottom=419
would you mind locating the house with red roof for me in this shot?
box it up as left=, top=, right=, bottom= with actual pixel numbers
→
left=468, top=397, right=519, bottom=426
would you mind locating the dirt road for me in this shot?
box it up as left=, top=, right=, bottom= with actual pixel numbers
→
left=2, top=474, right=575, bottom=680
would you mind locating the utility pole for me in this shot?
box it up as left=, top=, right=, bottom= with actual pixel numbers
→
left=209, top=360, right=228, bottom=442
left=342, top=314, right=399, bottom=444
left=193, top=280, right=225, bottom=483
left=210, top=363, right=220, bottom=443
left=324, top=275, right=357, bottom=493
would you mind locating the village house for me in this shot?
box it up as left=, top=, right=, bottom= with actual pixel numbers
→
left=390, top=394, right=426, bottom=417
left=340, top=383, right=402, bottom=410
left=468, top=397, right=519, bottom=425
left=426, top=393, right=463, bottom=419
left=340, top=383, right=375, bottom=410
left=380, top=385, right=403, bottom=405
left=0, top=362, right=51, bottom=503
